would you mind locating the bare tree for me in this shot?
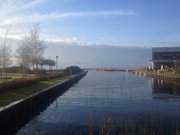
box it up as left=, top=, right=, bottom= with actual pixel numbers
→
left=16, top=39, right=32, bottom=72
left=0, top=45, right=12, bottom=69
left=29, top=25, right=45, bottom=70
left=16, top=25, right=46, bottom=72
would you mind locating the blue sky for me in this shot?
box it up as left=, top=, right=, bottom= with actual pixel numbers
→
left=0, top=0, right=180, bottom=47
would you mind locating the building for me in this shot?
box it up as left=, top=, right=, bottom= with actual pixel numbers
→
left=152, top=47, right=180, bottom=69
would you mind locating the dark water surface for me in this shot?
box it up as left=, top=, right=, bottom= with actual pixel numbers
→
left=17, top=71, right=180, bottom=135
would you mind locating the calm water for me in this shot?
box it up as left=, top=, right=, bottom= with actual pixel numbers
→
left=17, top=71, right=180, bottom=135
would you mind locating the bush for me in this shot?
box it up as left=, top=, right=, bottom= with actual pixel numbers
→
left=0, top=78, right=39, bottom=93
left=0, top=72, right=69, bottom=94
left=65, top=66, right=83, bottom=74
left=39, top=72, right=68, bottom=81
left=2, top=66, right=31, bottom=73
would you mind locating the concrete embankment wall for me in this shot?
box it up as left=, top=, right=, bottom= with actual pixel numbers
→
left=0, top=71, right=87, bottom=135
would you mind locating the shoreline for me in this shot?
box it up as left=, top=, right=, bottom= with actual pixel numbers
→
left=146, top=71, right=180, bottom=80
left=133, top=70, right=180, bottom=80
left=0, top=71, right=87, bottom=135
left=0, top=73, right=70, bottom=107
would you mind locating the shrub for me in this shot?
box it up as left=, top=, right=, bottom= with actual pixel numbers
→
left=0, top=78, right=40, bottom=93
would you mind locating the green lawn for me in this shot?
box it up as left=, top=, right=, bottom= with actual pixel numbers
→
left=0, top=75, right=71, bottom=107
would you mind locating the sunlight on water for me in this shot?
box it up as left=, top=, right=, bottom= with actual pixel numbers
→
left=17, top=71, right=180, bottom=135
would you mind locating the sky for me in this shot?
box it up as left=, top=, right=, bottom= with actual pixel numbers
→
left=0, top=0, right=180, bottom=47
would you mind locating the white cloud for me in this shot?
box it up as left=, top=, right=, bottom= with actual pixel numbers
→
left=0, top=0, right=48, bottom=18
left=0, top=0, right=137, bottom=45
left=0, top=8, right=137, bottom=43
left=41, top=33, right=81, bottom=44
left=22, top=0, right=48, bottom=10
left=0, top=10, right=137, bottom=27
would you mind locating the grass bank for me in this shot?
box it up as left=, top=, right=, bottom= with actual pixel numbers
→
left=0, top=72, right=72, bottom=107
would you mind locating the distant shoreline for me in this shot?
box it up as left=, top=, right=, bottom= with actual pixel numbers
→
left=86, top=68, right=135, bottom=72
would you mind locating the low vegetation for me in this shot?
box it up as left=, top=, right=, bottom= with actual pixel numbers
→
left=0, top=71, right=72, bottom=107
left=0, top=65, right=83, bottom=107
left=0, top=24, right=84, bottom=108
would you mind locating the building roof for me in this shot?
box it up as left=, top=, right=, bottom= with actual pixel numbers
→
left=152, top=47, right=180, bottom=53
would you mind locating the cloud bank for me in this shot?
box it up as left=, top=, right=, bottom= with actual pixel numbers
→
left=0, top=10, right=136, bottom=27
left=0, top=0, right=137, bottom=44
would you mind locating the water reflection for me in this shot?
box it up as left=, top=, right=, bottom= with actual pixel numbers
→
left=17, top=71, right=180, bottom=135
left=152, top=78, right=180, bottom=99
